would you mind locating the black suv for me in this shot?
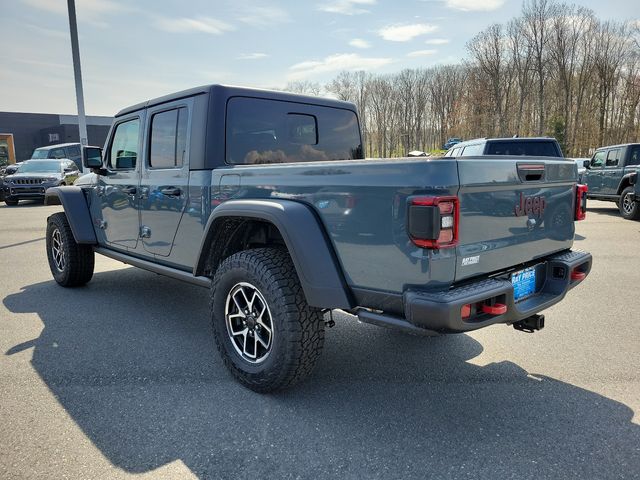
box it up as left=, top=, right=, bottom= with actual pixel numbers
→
left=445, top=137, right=564, bottom=158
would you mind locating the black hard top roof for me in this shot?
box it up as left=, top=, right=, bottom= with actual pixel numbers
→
left=115, top=84, right=357, bottom=117
left=595, top=143, right=640, bottom=151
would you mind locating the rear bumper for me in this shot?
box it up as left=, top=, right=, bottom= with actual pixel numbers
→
left=358, top=249, right=592, bottom=334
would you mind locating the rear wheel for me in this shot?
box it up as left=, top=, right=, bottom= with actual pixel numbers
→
left=46, top=212, right=95, bottom=286
left=4, top=198, right=18, bottom=206
left=619, top=186, right=640, bottom=220
left=210, top=248, right=325, bottom=392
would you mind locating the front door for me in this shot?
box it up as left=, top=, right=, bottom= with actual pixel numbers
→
left=99, top=116, right=142, bottom=249
left=139, top=103, right=190, bottom=257
left=585, top=150, right=605, bottom=195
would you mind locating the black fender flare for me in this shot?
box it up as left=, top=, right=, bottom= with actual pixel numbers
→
left=45, top=186, right=97, bottom=244
left=617, top=172, right=638, bottom=194
left=194, top=199, right=353, bottom=309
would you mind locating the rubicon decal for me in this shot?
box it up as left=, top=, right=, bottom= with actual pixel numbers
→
left=515, top=193, right=546, bottom=217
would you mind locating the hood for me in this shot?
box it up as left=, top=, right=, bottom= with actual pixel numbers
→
left=6, top=172, right=63, bottom=180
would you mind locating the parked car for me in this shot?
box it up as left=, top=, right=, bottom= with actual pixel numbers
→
left=571, top=158, right=589, bottom=183
left=44, top=84, right=591, bottom=392
left=3, top=159, right=80, bottom=206
left=582, top=143, right=640, bottom=220
left=442, top=137, right=462, bottom=150
left=445, top=137, right=564, bottom=158
left=30, top=143, right=83, bottom=171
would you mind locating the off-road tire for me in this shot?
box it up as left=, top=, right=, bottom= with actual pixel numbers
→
left=46, top=212, right=95, bottom=287
left=211, top=248, right=325, bottom=392
left=4, top=198, right=18, bottom=206
left=619, top=186, right=640, bottom=220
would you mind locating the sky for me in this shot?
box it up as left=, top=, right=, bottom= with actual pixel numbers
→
left=2, top=0, right=639, bottom=116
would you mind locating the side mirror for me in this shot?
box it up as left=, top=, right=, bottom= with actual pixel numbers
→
left=583, top=160, right=591, bottom=169
left=82, top=146, right=103, bottom=169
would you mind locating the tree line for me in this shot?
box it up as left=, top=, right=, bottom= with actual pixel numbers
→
left=285, top=0, right=640, bottom=157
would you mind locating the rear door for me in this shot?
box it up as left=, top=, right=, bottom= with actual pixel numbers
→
left=602, top=148, right=622, bottom=195
left=455, top=157, right=576, bottom=282
left=139, top=101, right=191, bottom=257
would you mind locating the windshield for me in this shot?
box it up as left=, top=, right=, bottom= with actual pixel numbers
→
left=16, top=161, right=61, bottom=173
left=31, top=149, right=50, bottom=159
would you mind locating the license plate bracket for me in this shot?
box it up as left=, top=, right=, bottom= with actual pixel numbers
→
left=511, top=266, right=537, bottom=302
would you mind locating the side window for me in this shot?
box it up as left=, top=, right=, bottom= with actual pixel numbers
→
left=628, top=146, right=640, bottom=166
left=225, top=97, right=362, bottom=164
left=49, top=148, right=66, bottom=159
left=461, top=143, right=483, bottom=156
left=591, top=151, right=605, bottom=168
left=67, top=145, right=81, bottom=157
left=606, top=149, right=620, bottom=167
left=149, top=107, right=188, bottom=169
left=451, top=147, right=461, bottom=157
left=109, top=118, right=140, bottom=170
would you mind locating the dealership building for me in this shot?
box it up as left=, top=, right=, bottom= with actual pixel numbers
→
left=0, top=112, right=112, bottom=164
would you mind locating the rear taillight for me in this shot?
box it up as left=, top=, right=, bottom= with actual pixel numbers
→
left=575, top=184, right=587, bottom=221
left=408, top=196, right=459, bottom=249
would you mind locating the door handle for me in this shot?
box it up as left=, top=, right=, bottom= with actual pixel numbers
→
left=122, top=186, right=137, bottom=195
left=159, top=186, right=181, bottom=197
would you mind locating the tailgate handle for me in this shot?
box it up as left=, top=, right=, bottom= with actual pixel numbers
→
left=517, top=163, right=545, bottom=182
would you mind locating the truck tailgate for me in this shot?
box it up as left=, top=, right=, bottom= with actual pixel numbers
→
left=455, top=156, right=577, bottom=282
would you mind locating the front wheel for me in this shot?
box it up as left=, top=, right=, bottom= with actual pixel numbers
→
left=46, top=212, right=95, bottom=286
left=210, top=248, right=325, bottom=392
left=619, top=186, right=640, bottom=220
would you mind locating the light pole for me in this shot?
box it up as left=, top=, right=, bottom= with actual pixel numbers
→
left=67, top=0, right=88, bottom=154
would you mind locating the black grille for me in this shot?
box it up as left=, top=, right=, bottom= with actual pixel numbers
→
left=13, top=178, right=46, bottom=185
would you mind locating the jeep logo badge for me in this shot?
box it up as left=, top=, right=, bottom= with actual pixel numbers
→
left=515, top=192, right=545, bottom=217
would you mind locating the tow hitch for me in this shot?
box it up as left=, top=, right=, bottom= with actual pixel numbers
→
left=513, top=314, right=545, bottom=333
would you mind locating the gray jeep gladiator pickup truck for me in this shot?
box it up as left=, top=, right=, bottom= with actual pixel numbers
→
left=44, top=84, right=592, bottom=392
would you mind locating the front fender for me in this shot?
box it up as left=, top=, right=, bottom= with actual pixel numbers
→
left=45, top=186, right=97, bottom=244
left=195, top=199, right=353, bottom=309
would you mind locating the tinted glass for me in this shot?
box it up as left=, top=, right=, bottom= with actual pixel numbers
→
left=628, top=146, right=640, bottom=166
left=67, top=145, right=81, bottom=157
left=149, top=108, right=189, bottom=168
left=49, top=148, right=66, bottom=159
left=226, top=97, right=362, bottom=164
left=591, top=151, right=605, bottom=168
left=109, top=119, right=140, bottom=169
left=486, top=141, right=559, bottom=157
left=606, top=149, right=620, bottom=167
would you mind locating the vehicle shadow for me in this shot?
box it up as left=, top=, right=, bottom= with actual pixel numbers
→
left=587, top=205, right=622, bottom=218
left=4, top=269, right=639, bottom=479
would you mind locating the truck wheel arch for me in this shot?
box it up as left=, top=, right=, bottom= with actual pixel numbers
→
left=44, top=186, right=97, bottom=245
left=617, top=173, right=636, bottom=196
left=194, top=199, right=353, bottom=309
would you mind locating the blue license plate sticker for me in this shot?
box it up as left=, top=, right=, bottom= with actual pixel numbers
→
left=512, top=266, right=537, bottom=302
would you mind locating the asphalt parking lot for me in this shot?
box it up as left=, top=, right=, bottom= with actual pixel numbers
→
left=0, top=200, right=639, bottom=479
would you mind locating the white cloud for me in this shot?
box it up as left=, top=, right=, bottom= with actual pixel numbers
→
left=318, top=0, right=376, bottom=15
left=22, top=0, right=131, bottom=26
left=238, top=53, right=270, bottom=60
left=425, top=38, right=450, bottom=45
left=236, top=5, right=291, bottom=26
left=407, top=49, right=437, bottom=57
left=378, top=23, right=438, bottom=42
left=349, top=38, right=371, bottom=49
left=288, top=53, right=391, bottom=80
left=154, top=16, right=235, bottom=35
left=445, top=0, right=506, bottom=12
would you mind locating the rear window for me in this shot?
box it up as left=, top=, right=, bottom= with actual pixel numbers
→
left=486, top=141, right=559, bottom=157
left=225, top=97, right=363, bottom=164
